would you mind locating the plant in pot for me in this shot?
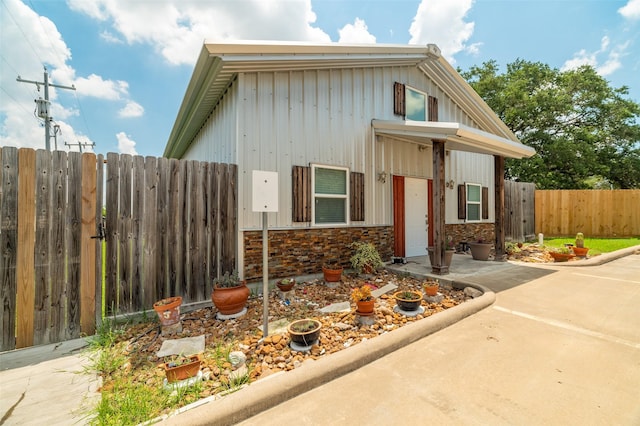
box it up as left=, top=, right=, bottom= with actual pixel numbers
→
left=322, top=259, right=344, bottom=283
left=349, top=242, right=384, bottom=274
left=276, top=277, right=295, bottom=292
left=572, top=232, right=589, bottom=257
left=159, top=353, right=202, bottom=383
left=211, top=270, right=250, bottom=315
left=423, top=279, right=439, bottom=297
left=468, top=238, right=492, bottom=261
left=549, top=246, right=575, bottom=262
left=153, top=296, right=182, bottom=327
left=428, top=236, right=455, bottom=267
left=288, top=318, right=322, bottom=347
left=351, top=284, right=375, bottom=314
left=393, top=290, right=423, bottom=311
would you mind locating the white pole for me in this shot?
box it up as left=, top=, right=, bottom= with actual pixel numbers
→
left=262, top=211, right=269, bottom=338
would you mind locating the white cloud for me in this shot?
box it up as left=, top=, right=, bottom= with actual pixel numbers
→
left=338, top=18, right=376, bottom=43
left=68, top=0, right=332, bottom=66
left=619, top=0, right=640, bottom=20
left=561, top=36, right=629, bottom=77
left=0, top=0, right=140, bottom=150
left=118, top=101, right=144, bottom=118
left=116, top=131, right=138, bottom=155
left=408, top=0, right=476, bottom=63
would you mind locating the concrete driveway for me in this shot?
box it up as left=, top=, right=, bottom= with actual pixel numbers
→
left=229, top=254, right=640, bottom=425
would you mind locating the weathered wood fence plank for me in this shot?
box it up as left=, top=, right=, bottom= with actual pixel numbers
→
left=81, top=153, right=97, bottom=336
left=1, top=147, right=18, bottom=352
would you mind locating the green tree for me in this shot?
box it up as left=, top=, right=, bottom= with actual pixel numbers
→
left=460, top=60, right=640, bottom=189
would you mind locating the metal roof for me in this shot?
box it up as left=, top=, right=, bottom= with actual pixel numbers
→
left=164, top=41, right=524, bottom=159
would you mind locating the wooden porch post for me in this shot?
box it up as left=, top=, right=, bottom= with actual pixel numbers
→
left=494, top=155, right=505, bottom=260
left=432, top=140, right=448, bottom=274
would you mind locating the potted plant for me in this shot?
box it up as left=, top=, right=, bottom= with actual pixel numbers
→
left=423, top=279, right=439, bottom=297
left=351, top=284, right=375, bottom=314
left=276, top=277, right=296, bottom=292
left=322, top=260, right=343, bottom=283
left=288, top=318, right=322, bottom=347
left=468, top=239, right=492, bottom=261
left=549, top=246, right=575, bottom=262
left=159, top=353, right=202, bottom=383
left=572, top=232, right=589, bottom=257
left=349, top=242, right=384, bottom=274
left=153, top=296, right=182, bottom=327
left=211, top=270, right=250, bottom=315
left=393, top=290, right=423, bottom=311
left=428, top=236, right=455, bottom=267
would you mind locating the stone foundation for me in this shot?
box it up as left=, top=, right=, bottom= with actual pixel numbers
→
left=243, top=226, right=394, bottom=282
left=445, top=223, right=495, bottom=249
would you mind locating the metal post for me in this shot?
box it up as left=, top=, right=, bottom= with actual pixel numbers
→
left=43, top=71, right=50, bottom=151
left=262, top=211, right=269, bottom=338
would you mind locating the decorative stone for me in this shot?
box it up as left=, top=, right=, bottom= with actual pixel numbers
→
left=464, top=287, right=483, bottom=298
left=356, top=314, right=376, bottom=326
left=217, top=307, right=248, bottom=320
left=424, top=293, right=444, bottom=304
left=393, top=305, right=425, bottom=317
left=229, top=351, right=246, bottom=367
left=229, top=364, right=249, bottom=381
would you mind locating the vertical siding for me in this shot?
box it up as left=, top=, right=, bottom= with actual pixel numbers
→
left=446, top=151, right=494, bottom=222
left=187, top=64, right=492, bottom=230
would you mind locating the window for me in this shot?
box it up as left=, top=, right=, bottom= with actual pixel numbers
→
left=466, top=183, right=482, bottom=221
left=312, top=165, right=349, bottom=225
left=405, top=86, right=426, bottom=121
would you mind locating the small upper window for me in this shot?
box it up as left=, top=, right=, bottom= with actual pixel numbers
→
left=405, top=86, right=426, bottom=121
left=312, top=165, right=349, bottom=225
left=466, top=183, right=482, bottom=222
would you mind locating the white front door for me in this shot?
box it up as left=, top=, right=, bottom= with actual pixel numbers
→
left=404, top=177, right=428, bottom=257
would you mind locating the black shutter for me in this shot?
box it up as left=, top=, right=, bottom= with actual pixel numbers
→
left=292, top=166, right=311, bottom=222
left=350, top=172, right=365, bottom=221
left=428, top=96, right=439, bottom=121
left=458, top=184, right=466, bottom=220
left=394, top=82, right=405, bottom=117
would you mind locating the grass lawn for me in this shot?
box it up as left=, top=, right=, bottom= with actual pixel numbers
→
left=538, top=237, right=639, bottom=256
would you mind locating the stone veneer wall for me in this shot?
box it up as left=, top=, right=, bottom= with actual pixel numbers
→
left=243, top=226, right=394, bottom=282
left=445, top=223, right=495, bottom=248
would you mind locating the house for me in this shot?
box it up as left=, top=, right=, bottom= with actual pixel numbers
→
left=163, top=41, right=535, bottom=280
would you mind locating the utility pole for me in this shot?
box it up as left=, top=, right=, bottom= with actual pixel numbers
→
left=17, top=67, right=76, bottom=151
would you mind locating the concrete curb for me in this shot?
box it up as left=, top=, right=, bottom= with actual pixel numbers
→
left=160, top=287, right=496, bottom=425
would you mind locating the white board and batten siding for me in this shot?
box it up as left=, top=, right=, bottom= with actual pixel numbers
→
left=183, top=64, right=494, bottom=230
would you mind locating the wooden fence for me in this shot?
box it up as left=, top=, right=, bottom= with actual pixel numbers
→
left=0, top=147, right=237, bottom=351
left=504, top=180, right=536, bottom=242
left=535, top=190, right=640, bottom=237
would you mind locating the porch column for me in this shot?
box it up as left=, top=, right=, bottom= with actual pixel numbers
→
left=431, top=140, right=448, bottom=274
left=494, top=155, right=505, bottom=260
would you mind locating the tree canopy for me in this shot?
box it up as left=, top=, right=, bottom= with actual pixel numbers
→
left=460, top=60, right=640, bottom=189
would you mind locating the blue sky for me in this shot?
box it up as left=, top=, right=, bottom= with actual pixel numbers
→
left=1, top=0, right=638, bottom=157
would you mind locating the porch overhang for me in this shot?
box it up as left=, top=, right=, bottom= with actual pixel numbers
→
left=371, top=120, right=535, bottom=159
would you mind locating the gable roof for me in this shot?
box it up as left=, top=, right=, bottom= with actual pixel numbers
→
left=164, top=41, right=530, bottom=159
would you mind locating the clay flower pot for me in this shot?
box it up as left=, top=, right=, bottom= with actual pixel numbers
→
left=394, top=290, right=423, bottom=311
left=211, top=282, right=250, bottom=315
left=160, top=354, right=201, bottom=383
left=423, top=281, right=439, bottom=297
left=549, top=251, right=575, bottom=262
left=572, top=246, right=589, bottom=257
left=468, top=242, right=492, bottom=261
left=288, top=319, right=322, bottom=346
left=153, top=296, right=182, bottom=327
left=355, top=299, right=375, bottom=314
left=322, top=265, right=343, bottom=282
left=276, top=278, right=295, bottom=292
left=428, top=248, right=455, bottom=267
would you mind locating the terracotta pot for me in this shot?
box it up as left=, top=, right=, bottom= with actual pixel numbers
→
left=549, top=252, right=575, bottom=262
left=423, top=282, right=439, bottom=297
left=572, top=246, right=589, bottom=257
left=394, top=290, right=423, bottom=311
left=160, top=354, right=201, bottom=383
left=322, top=266, right=343, bottom=282
left=288, top=319, right=322, bottom=346
left=356, top=299, right=375, bottom=314
left=276, top=279, right=295, bottom=292
left=153, top=296, right=182, bottom=327
left=468, top=243, right=492, bottom=261
left=211, top=282, right=250, bottom=315
left=428, top=248, right=454, bottom=267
